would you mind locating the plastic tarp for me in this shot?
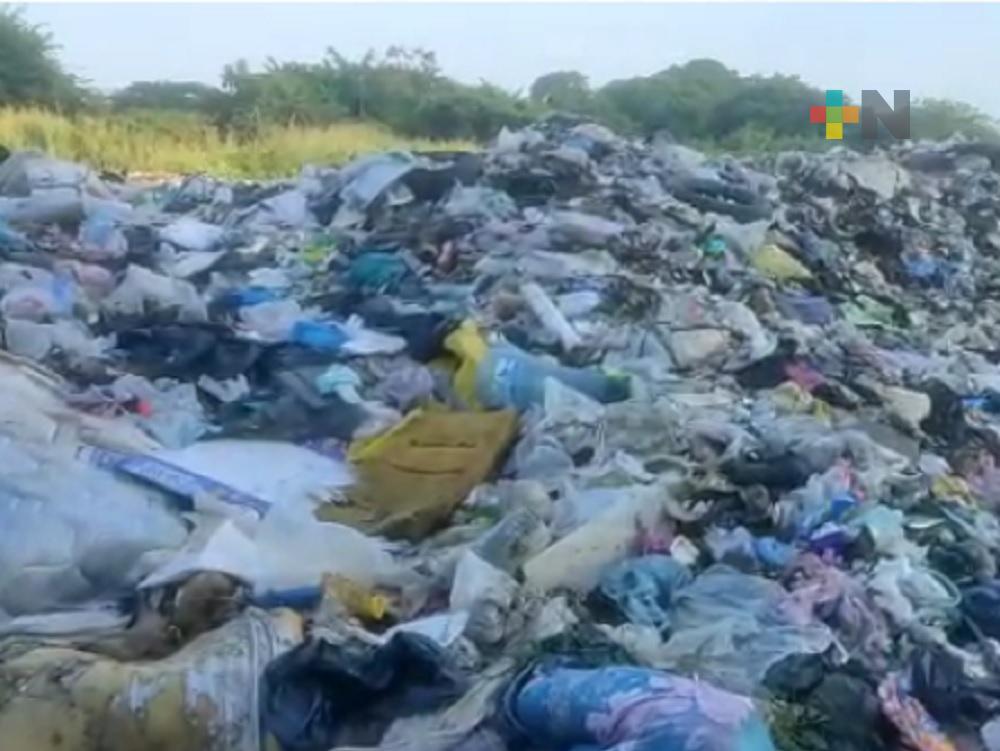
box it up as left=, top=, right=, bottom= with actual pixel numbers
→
left=0, top=437, right=188, bottom=618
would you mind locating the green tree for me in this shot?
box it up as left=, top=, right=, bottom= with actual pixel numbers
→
left=112, top=81, right=225, bottom=114
left=215, top=47, right=538, bottom=141
left=596, top=59, right=741, bottom=139
left=529, top=71, right=591, bottom=110
left=911, top=98, right=999, bottom=141
left=0, top=6, right=83, bottom=109
left=709, top=74, right=825, bottom=138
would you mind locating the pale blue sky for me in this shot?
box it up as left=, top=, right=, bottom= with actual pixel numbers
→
left=23, top=3, right=1000, bottom=117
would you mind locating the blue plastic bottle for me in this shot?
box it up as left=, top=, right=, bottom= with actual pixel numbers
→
left=476, top=345, right=630, bottom=411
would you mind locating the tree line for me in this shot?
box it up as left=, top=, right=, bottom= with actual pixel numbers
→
left=3, top=6, right=998, bottom=149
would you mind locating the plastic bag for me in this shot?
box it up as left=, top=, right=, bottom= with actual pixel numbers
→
left=160, top=216, right=224, bottom=252
left=142, top=501, right=398, bottom=593
left=261, top=632, right=464, bottom=751
left=377, top=362, right=436, bottom=409
left=102, top=264, right=207, bottom=321
left=868, top=558, right=959, bottom=627
left=111, top=374, right=208, bottom=448
left=0, top=274, right=75, bottom=321
left=656, top=565, right=833, bottom=694
left=598, top=555, right=693, bottom=630
left=849, top=504, right=908, bottom=556
left=450, top=550, right=517, bottom=646
left=315, top=364, right=363, bottom=402
left=340, top=152, right=416, bottom=208
left=79, top=205, right=129, bottom=257
left=551, top=486, right=633, bottom=538
left=0, top=218, right=29, bottom=251
left=549, top=210, right=625, bottom=245
left=557, top=289, right=603, bottom=318
left=0, top=151, right=109, bottom=197
left=444, top=185, right=517, bottom=219
left=239, top=189, right=313, bottom=228
left=240, top=299, right=303, bottom=341
left=339, top=315, right=407, bottom=356
left=471, top=508, right=551, bottom=574
left=345, top=251, right=411, bottom=294
left=5, top=319, right=113, bottom=362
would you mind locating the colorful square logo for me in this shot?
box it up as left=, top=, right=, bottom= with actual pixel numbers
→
left=810, top=90, right=860, bottom=139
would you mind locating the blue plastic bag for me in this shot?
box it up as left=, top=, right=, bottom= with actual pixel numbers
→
left=290, top=320, right=350, bottom=352
left=346, top=251, right=410, bottom=293
left=598, top=555, right=692, bottom=630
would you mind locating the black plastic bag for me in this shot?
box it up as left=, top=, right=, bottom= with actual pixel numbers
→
left=261, top=632, right=466, bottom=751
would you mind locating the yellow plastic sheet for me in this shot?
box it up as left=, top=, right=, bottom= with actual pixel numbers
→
left=752, top=244, right=813, bottom=282
left=931, top=474, right=972, bottom=504
left=443, top=320, right=489, bottom=409
left=318, top=407, right=518, bottom=540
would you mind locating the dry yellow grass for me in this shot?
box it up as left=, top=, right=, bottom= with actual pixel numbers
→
left=0, top=108, right=473, bottom=178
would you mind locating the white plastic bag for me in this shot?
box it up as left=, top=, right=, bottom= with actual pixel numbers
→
left=102, top=265, right=207, bottom=321
left=160, top=217, right=224, bottom=252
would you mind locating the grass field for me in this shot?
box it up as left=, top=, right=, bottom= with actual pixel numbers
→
left=0, top=108, right=473, bottom=178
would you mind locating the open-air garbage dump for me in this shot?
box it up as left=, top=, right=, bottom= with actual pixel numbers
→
left=5, top=116, right=1000, bottom=751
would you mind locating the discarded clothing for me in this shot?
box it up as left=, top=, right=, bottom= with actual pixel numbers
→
left=505, top=662, right=777, bottom=751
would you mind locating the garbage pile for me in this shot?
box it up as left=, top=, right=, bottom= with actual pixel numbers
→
left=4, top=117, right=1000, bottom=751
